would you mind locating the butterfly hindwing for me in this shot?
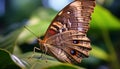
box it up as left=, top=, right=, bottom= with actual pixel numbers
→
left=45, top=30, right=91, bottom=63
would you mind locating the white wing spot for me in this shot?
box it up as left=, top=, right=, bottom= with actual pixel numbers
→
left=67, top=11, right=70, bottom=14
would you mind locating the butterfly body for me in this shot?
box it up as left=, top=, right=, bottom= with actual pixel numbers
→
left=38, top=0, right=95, bottom=64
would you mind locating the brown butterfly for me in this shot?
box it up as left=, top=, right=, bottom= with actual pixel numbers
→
left=38, top=0, right=96, bottom=64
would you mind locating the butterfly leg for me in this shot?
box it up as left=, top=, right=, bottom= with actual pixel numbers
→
left=43, top=44, right=48, bottom=63
left=29, top=45, right=49, bottom=63
left=28, top=47, right=43, bottom=59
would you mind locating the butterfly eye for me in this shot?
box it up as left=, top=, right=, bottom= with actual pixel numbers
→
left=73, top=40, right=79, bottom=44
left=70, top=50, right=76, bottom=55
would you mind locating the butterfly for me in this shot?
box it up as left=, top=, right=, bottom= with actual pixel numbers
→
left=38, top=0, right=96, bottom=64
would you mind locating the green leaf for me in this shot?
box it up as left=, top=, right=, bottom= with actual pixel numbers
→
left=18, top=8, right=56, bottom=44
left=0, top=28, right=23, bottom=53
left=90, top=45, right=109, bottom=61
left=91, top=5, right=120, bottom=31
left=0, top=49, right=22, bottom=69
left=46, top=64, right=85, bottom=69
left=21, top=52, right=85, bottom=69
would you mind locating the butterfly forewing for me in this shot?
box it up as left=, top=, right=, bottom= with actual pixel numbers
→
left=44, top=0, right=95, bottom=39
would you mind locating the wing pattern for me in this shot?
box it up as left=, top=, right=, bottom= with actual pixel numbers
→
left=39, top=0, right=96, bottom=64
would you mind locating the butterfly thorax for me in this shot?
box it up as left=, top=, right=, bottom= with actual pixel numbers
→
left=37, top=39, right=46, bottom=47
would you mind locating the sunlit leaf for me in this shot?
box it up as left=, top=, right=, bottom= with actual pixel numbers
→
left=18, top=8, right=56, bottom=44
left=21, top=52, right=85, bottom=69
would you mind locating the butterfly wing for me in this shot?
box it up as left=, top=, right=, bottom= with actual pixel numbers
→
left=41, top=0, right=95, bottom=64
left=43, top=0, right=95, bottom=40
left=45, top=30, right=91, bottom=63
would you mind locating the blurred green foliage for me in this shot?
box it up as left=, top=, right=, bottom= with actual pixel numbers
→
left=0, top=0, right=120, bottom=69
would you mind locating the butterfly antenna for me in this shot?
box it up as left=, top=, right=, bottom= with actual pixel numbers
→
left=24, top=26, right=41, bottom=40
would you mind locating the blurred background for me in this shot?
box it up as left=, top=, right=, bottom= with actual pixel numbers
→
left=0, top=0, right=120, bottom=69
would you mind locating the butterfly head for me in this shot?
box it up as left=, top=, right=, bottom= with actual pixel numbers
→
left=37, top=38, right=46, bottom=46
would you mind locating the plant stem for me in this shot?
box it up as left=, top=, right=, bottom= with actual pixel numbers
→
left=102, top=29, right=120, bottom=69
